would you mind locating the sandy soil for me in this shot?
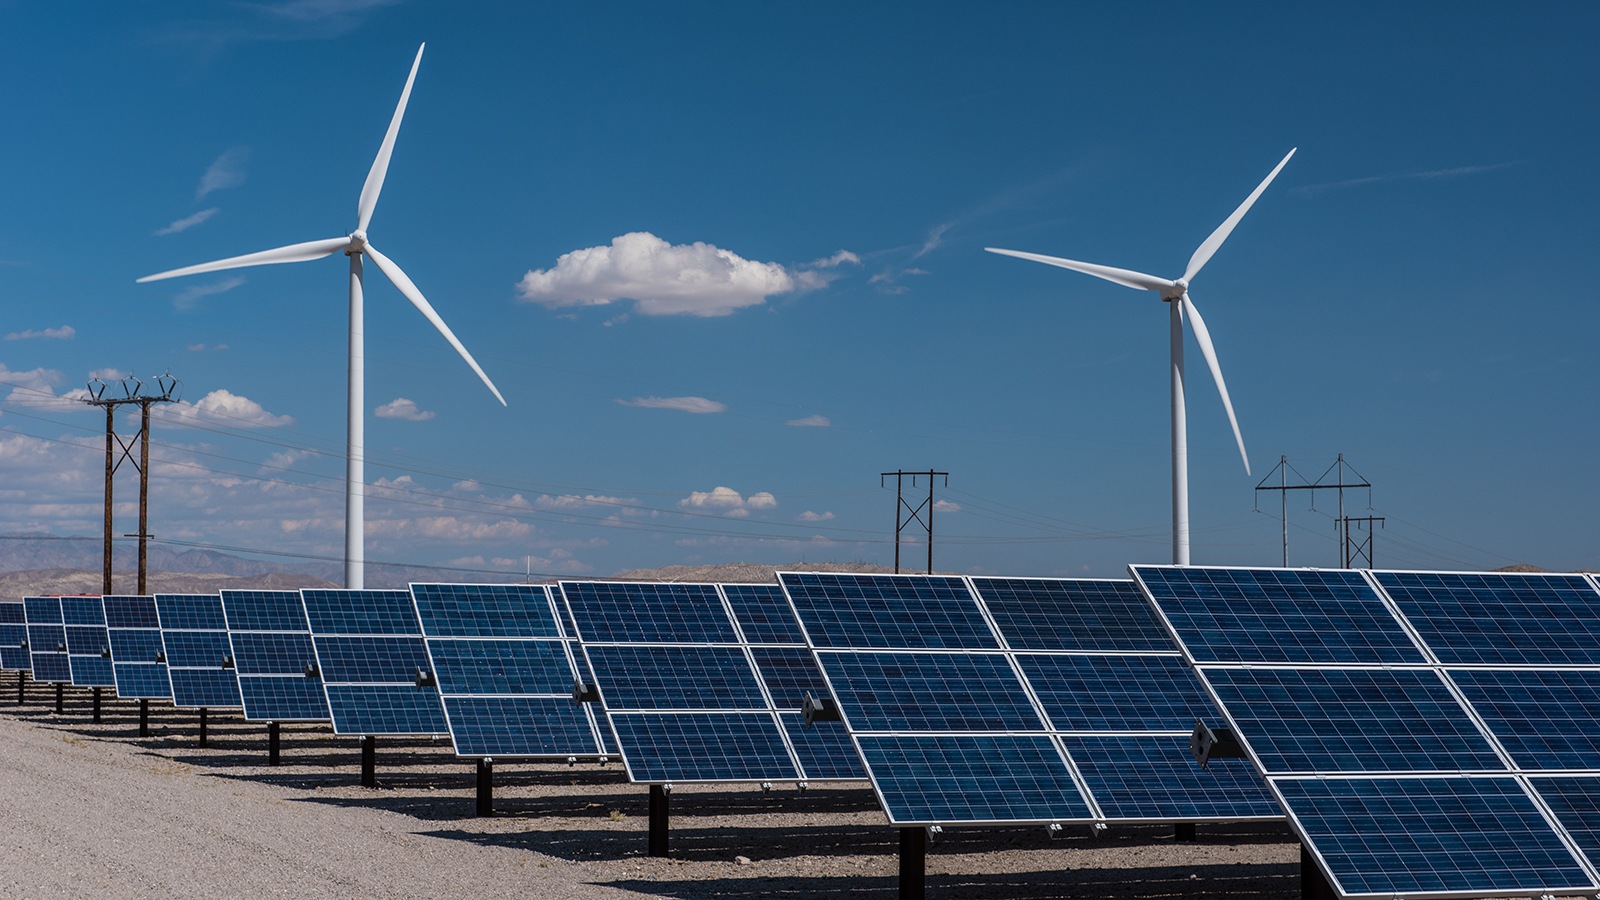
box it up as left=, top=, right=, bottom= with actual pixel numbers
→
left=0, top=681, right=1302, bottom=899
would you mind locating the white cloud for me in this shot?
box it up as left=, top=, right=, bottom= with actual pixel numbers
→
left=155, top=208, right=219, bottom=236
left=157, top=389, right=294, bottom=428
left=517, top=231, right=798, bottom=317
left=797, top=510, right=835, bottom=522
left=5, top=326, right=75, bottom=341
left=616, top=396, right=726, bottom=414
left=186, top=342, right=230, bottom=352
left=793, top=250, right=862, bottom=291
left=172, top=276, right=246, bottom=311
left=374, top=397, right=435, bottom=421
left=933, top=499, right=961, bottom=513
left=196, top=147, right=250, bottom=200
left=679, top=486, right=777, bottom=518
left=0, top=364, right=88, bottom=411
left=786, top=414, right=830, bottom=427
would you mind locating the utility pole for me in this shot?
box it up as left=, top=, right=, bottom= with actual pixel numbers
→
left=881, top=470, right=947, bottom=574
left=1254, top=453, right=1372, bottom=567
left=83, top=373, right=179, bottom=594
left=1341, top=515, right=1385, bottom=568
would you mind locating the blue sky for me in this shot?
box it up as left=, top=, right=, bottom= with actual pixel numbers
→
left=1, top=1, right=1595, bottom=580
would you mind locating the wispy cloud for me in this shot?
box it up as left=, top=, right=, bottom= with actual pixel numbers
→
left=172, top=276, right=246, bottom=310
left=186, top=342, right=230, bottom=352
left=5, top=326, right=75, bottom=341
left=197, top=147, right=249, bottom=200
left=1289, top=162, right=1523, bottom=198
left=156, top=208, right=219, bottom=236
left=616, top=395, right=726, bottom=414
left=155, top=0, right=403, bottom=51
left=786, top=414, right=831, bottom=427
left=374, top=397, right=435, bottom=421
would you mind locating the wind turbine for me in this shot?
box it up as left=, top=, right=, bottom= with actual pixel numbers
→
left=138, top=43, right=506, bottom=589
left=986, top=148, right=1295, bottom=566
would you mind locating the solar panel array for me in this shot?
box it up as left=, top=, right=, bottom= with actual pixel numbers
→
left=302, top=589, right=447, bottom=736
left=102, top=595, right=171, bottom=700
left=0, top=600, right=29, bottom=671
left=23, top=597, right=71, bottom=684
left=60, top=596, right=115, bottom=689
left=154, top=594, right=242, bottom=709
left=558, top=581, right=866, bottom=784
left=411, top=583, right=604, bottom=758
left=220, top=590, right=330, bottom=722
left=777, top=572, right=1277, bottom=827
left=1136, top=565, right=1600, bottom=900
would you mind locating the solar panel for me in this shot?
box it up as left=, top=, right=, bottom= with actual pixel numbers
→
left=220, top=590, right=330, bottom=722
left=155, top=594, right=241, bottom=709
left=410, top=583, right=604, bottom=759
left=60, top=596, right=114, bottom=688
left=102, top=595, right=171, bottom=700
left=301, top=589, right=446, bottom=736
left=781, top=572, right=1279, bottom=828
left=1137, top=564, right=1600, bottom=899
left=0, top=600, right=29, bottom=670
left=559, top=580, right=866, bottom=784
left=23, top=597, right=70, bottom=683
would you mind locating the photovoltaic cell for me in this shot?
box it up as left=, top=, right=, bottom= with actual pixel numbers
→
left=103, top=595, right=170, bottom=699
left=303, top=589, right=446, bottom=736
left=24, top=597, right=70, bottom=683
left=585, top=644, right=767, bottom=711
left=1528, top=776, right=1600, bottom=869
left=220, top=590, right=329, bottom=722
left=410, top=583, right=604, bottom=760
left=60, top=596, right=114, bottom=688
left=0, top=600, right=29, bottom=670
left=780, top=572, right=1278, bottom=828
left=561, top=581, right=734, bottom=643
left=1449, top=668, right=1600, bottom=771
left=1374, top=570, right=1600, bottom=666
left=723, top=584, right=806, bottom=644
left=155, top=594, right=241, bottom=709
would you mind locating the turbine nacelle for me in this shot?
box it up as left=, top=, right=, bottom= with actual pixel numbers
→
left=348, top=230, right=369, bottom=252
left=1160, top=279, right=1188, bottom=302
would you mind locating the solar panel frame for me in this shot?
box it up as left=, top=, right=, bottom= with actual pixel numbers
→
left=0, top=600, right=29, bottom=671
left=781, top=572, right=1282, bottom=828
left=301, top=589, right=447, bottom=737
left=102, top=595, right=171, bottom=700
left=1137, top=564, right=1600, bottom=899
left=410, top=583, right=607, bottom=760
left=154, top=594, right=242, bottom=709
left=220, top=590, right=330, bottom=723
left=23, top=596, right=70, bottom=684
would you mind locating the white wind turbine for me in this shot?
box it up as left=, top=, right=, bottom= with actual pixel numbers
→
left=986, top=148, right=1295, bottom=566
left=138, top=43, right=506, bottom=589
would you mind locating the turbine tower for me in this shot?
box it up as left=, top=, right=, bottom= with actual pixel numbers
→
left=139, top=44, right=506, bottom=589
left=987, top=148, right=1294, bottom=566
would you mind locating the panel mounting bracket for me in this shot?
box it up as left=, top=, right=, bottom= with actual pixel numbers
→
left=1191, top=719, right=1246, bottom=767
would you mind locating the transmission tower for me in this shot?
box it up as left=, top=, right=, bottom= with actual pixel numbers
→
left=83, top=373, right=179, bottom=594
left=881, top=470, right=947, bottom=574
left=1254, top=453, right=1372, bottom=567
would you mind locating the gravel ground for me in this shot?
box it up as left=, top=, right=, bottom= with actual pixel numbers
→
left=0, top=682, right=1302, bottom=899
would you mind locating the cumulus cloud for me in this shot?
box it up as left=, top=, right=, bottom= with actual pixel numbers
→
left=157, top=389, right=293, bottom=428
left=172, top=276, right=246, bottom=311
left=155, top=208, right=219, bottom=236
left=797, top=510, right=835, bottom=522
left=616, top=396, right=726, bottom=414
left=517, top=231, right=797, bottom=317
left=374, top=397, right=435, bottom=421
left=0, top=364, right=88, bottom=411
left=196, top=147, right=250, bottom=200
left=679, top=486, right=777, bottom=518
left=933, top=499, right=961, bottom=513
left=5, top=326, right=75, bottom=342
left=786, top=414, right=830, bottom=427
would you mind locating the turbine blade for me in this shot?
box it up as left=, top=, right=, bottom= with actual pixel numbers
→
left=1181, top=292, right=1249, bottom=475
left=364, top=242, right=507, bottom=406
left=137, top=236, right=350, bottom=283
left=985, top=247, right=1173, bottom=292
left=357, top=43, right=425, bottom=233
left=1182, top=148, right=1296, bottom=284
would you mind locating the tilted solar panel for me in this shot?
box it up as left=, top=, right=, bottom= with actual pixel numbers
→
left=155, top=594, right=241, bottom=709
left=410, top=583, right=603, bottom=759
left=781, top=572, right=1279, bottom=828
left=60, top=596, right=114, bottom=688
left=0, top=600, right=30, bottom=670
left=102, top=595, right=170, bottom=699
left=1138, top=564, right=1600, bottom=900
left=220, top=590, right=330, bottom=722
left=23, top=597, right=70, bottom=684
left=302, top=589, right=446, bottom=736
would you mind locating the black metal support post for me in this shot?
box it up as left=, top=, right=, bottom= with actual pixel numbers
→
left=648, top=785, right=670, bottom=857
left=1302, top=845, right=1336, bottom=900
left=268, top=722, right=281, bottom=765
left=198, top=708, right=208, bottom=747
left=475, top=758, right=494, bottom=817
left=16, top=670, right=24, bottom=705
left=54, top=682, right=64, bottom=714
left=139, top=698, right=150, bottom=736
left=92, top=687, right=101, bottom=722
left=1174, top=822, right=1197, bottom=841
left=899, top=827, right=927, bottom=900
left=360, top=735, right=376, bottom=787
